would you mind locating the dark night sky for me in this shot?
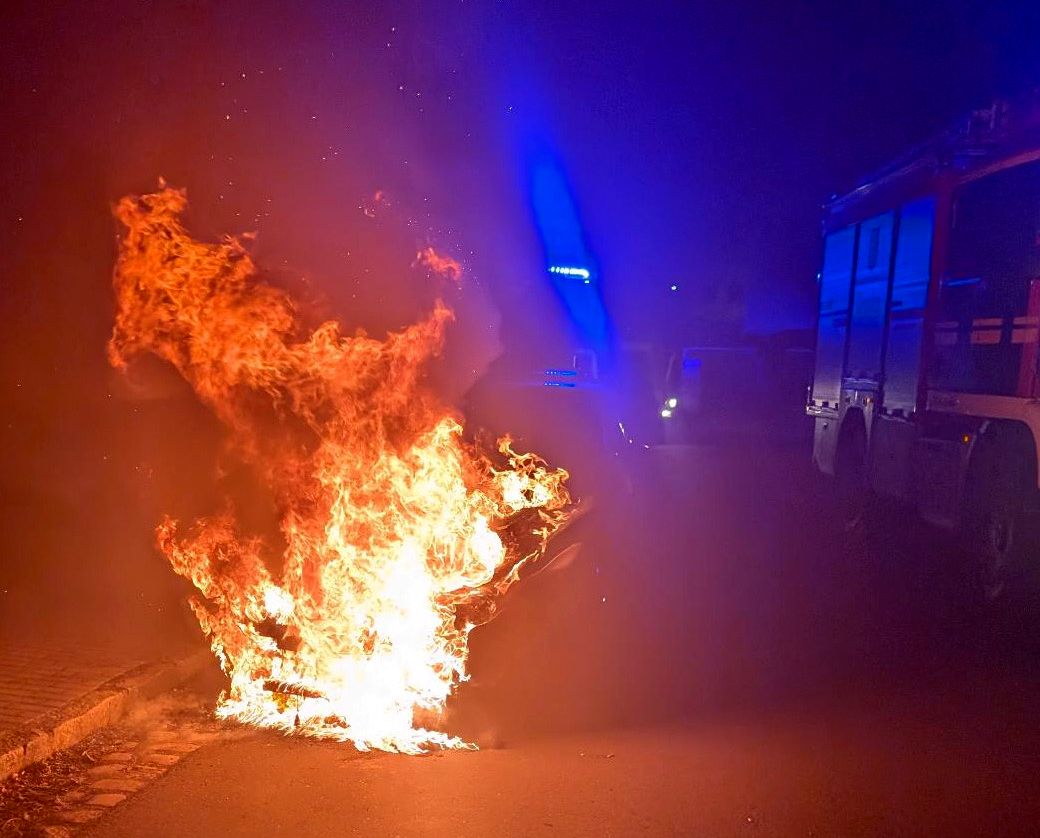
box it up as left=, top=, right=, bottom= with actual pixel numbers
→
left=4, top=1, right=1040, bottom=360
left=494, top=0, right=1040, bottom=334
left=2, top=2, right=1040, bottom=607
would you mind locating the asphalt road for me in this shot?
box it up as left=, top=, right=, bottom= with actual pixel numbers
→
left=81, top=706, right=1039, bottom=837
left=80, top=440, right=1040, bottom=836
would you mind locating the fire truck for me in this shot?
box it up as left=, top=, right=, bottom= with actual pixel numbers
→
left=807, top=96, right=1040, bottom=598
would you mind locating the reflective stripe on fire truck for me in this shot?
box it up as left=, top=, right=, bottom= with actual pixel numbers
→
left=933, top=316, right=1040, bottom=346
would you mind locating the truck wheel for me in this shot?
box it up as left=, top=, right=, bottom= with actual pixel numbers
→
left=835, top=417, right=867, bottom=524
left=967, top=443, right=1030, bottom=602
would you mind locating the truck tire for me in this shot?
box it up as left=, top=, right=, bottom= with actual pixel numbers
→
left=965, top=437, right=1032, bottom=602
left=835, top=415, right=867, bottom=524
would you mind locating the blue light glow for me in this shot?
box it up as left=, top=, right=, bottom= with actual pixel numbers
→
left=529, top=154, right=611, bottom=350
left=549, top=265, right=591, bottom=279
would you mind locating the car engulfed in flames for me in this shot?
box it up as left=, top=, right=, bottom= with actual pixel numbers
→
left=108, top=184, right=573, bottom=753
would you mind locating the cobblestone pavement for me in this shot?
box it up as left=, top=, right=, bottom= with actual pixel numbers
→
left=0, top=645, right=147, bottom=734
left=0, top=688, right=225, bottom=836
left=0, top=581, right=198, bottom=741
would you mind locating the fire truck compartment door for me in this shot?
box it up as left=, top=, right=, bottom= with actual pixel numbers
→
left=883, top=198, right=935, bottom=413
left=812, top=225, right=856, bottom=406
left=846, top=211, right=895, bottom=382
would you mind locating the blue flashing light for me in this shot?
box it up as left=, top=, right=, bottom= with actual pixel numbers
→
left=544, top=368, right=578, bottom=377
left=543, top=381, right=577, bottom=388
left=549, top=265, right=591, bottom=280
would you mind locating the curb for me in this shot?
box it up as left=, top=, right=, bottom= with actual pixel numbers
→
left=0, top=648, right=211, bottom=783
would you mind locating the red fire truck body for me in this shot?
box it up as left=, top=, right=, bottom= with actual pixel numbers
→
left=807, top=97, right=1040, bottom=593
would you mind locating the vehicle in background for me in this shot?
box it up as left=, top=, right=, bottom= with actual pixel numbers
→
left=660, top=341, right=813, bottom=444
left=806, top=95, right=1040, bottom=598
left=660, top=347, right=756, bottom=442
left=465, top=344, right=660, bottom=498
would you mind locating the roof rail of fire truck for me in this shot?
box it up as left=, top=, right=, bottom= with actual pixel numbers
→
left=826, top=91, right=1040, bottom=216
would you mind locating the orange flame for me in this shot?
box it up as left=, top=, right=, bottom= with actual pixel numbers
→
left=415, top=246, right=463, bottom=284
left=109, top=185, right=572, bottom=753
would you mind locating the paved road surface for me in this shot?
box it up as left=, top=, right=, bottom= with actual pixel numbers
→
left=84, top=694, right=1040, bottom=837
left=12, top=440, right=1040, bottom=835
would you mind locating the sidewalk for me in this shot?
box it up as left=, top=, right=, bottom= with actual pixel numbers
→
left=0, top=641, right=148, bottom=733
left=0, top=587, right=208, bottom=781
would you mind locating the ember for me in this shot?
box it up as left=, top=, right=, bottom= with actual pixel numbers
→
left=108, top=184, right=572, bottom=753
